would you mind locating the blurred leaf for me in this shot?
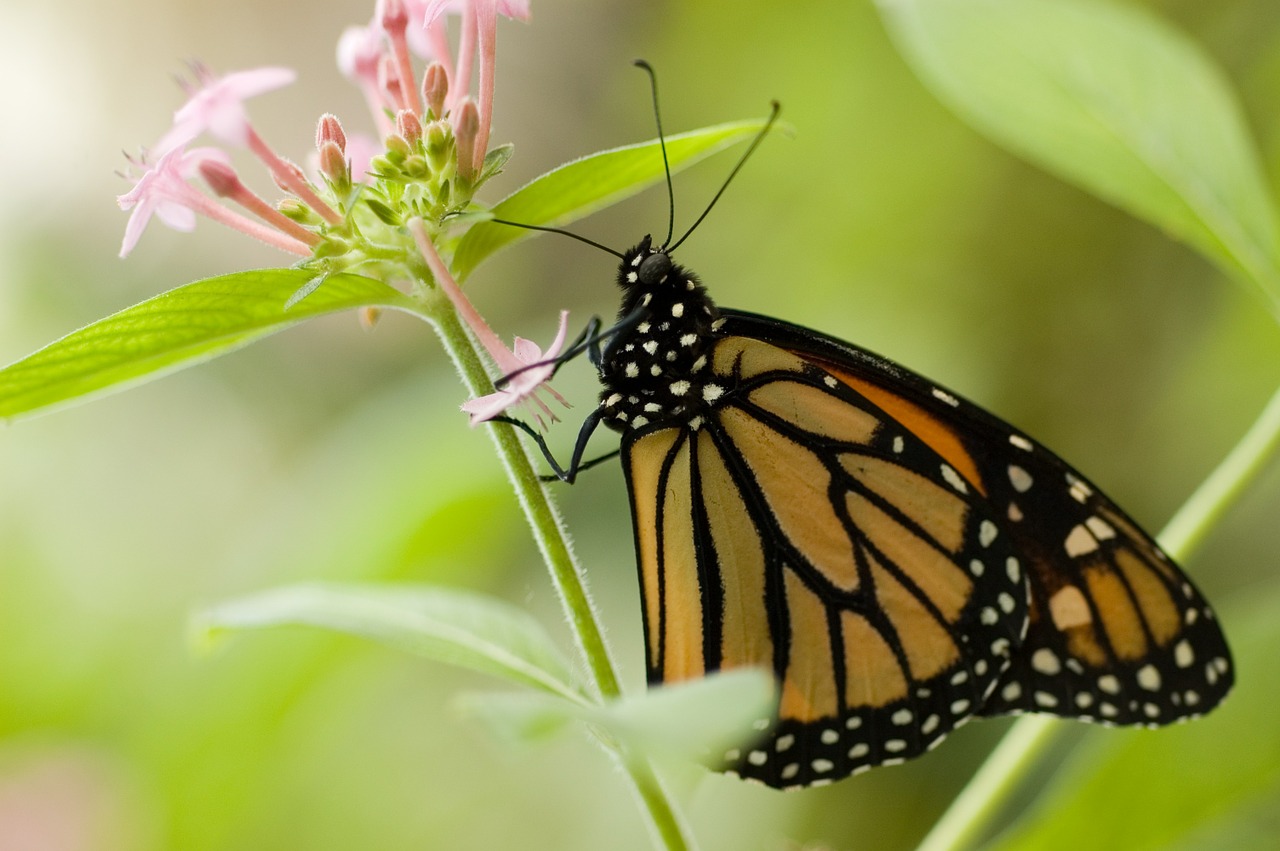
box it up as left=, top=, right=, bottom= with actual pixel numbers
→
left=452, top=118, right=783, bottom=280
left=603, top=668, right=776, bottom=762
left=0, top=270, right=419, bottom=421
left=877, top=0, right=1280, bottom=313
left=461, top=669, right=775, bottom=765
left=458, top=691, right=585, bottom=744
left=988, top=585, right=1280, bottom=851
left=194, top=583, right=583, bottom=703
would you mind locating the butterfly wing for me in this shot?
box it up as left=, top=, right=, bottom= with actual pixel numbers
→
left=719, top=310, right=1234, bottom=728
left=622, top=333, right=1030, bottom=788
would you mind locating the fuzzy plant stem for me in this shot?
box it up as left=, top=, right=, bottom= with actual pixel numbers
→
left=915, top=379, right=1280, bottom=851
left=422, top=295, right=696, bottom=851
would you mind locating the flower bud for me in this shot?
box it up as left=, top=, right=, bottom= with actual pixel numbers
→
left=385, top=133, right=412, bottom=161
left=424, top=120, right=450, bottom=171
left=422, top=62, right=448, bottom=120
left=318, top=140, right=350, bottom=190
left=271, top=158, right=311, bottom=196
left=198, top=159, right=242, bottom=198
left=316, top=113, right=347, bottom=152
left=403, top=155, right=429, bottom=179
left=379, top=0, right=408, bottom=35
left=278, top=198, right=319, bottom=224
left=395, top=109, right=423, bottom=146
left=453, top=98, right=480, bottom=184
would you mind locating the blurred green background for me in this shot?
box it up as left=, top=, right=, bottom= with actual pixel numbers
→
left=2, top=1, right=1279, bottom=849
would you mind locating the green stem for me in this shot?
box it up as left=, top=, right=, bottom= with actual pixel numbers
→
left=915, top=380, right=1280, bottom=851
left=428, top=298, right=620, bottom=696
left=1158, top=381, right=1280, bottom=559
left=421, top=297, right=694, bottom=851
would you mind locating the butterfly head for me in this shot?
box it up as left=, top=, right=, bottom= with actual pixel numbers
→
left=618, top=235, right=697, bottom=302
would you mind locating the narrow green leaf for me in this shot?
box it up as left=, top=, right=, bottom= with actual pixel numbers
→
left=194, top=582, right=583, bottom=703
left=461, top=669, right=775, bottom=764
left=988, top=588, right=1280, bottom=851
left=878, top=0, right=1280, bottom=311
left=452, top=118, right=781, bottom=280
left=0, top=269, right=419, bottom=421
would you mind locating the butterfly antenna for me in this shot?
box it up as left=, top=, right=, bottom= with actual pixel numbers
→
left=669, top=100, right=780, bottom=253
left=634, top=59, right=676, bottom=249
left=490, top=218, right=624, bottom=259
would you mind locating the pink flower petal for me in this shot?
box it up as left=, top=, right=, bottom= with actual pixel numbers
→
left=460, top=390, right=520, bottom=423
left=116, top=146, right=230, bottom=257
left=154, top=67, right=297, bottom=155
left=462, top=310, right=570, bottom=427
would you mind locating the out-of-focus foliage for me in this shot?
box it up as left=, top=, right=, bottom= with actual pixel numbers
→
left=2, top=1, right=1279, bottom=849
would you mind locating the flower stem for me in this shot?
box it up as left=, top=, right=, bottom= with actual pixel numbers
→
left=915, top=380, right=1280, bottom=851
left=420, top=294, right=695, bottom=851
left=429, top=299, right=620, bottom=699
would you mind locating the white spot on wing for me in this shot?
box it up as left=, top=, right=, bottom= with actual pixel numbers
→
left=932, top=388, right=960, bottom=407
left=940, top=464, right=968, bottom=493
left=1031, top=648, right=1061, bottom=675
left=1008, top=465, right=1033, bottom=492
left=1064, top=524, right=1099, bottom=557
left=1085, top=516, right=1116, bottom=540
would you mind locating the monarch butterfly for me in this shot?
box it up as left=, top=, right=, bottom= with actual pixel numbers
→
left=495, top=66, right=1233, bottom=789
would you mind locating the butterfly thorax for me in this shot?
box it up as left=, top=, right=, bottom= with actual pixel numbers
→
left=599, top=235, right=724, bottom=433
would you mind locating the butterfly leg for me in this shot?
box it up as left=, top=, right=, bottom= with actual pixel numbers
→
left=490, top=407, right=606, bottom=483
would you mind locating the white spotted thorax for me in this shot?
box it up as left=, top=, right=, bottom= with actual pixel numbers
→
left=600, top=236, right=723, bottom=432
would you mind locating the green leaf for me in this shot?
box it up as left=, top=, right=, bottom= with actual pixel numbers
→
left=0, top=269, right=419, bottom=421
left=988, top=587, right=1280, bottom=851
left=193, top=582, right=583, bottom=703
left=878, top=0, right=1280, bottom=313
left=602, top=668, right=776, bottom=761
left=461, top=669, right=775, bottom=764
left=452, top=118, right=782, bottom=280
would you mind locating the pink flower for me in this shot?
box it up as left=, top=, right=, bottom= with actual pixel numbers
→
left=408, top=218, right=570, bottom=428
left=116, top=146, right=231, bottom=257
left=460, top=310, right=570, bottom=427
left=154, top=66, right=297, bottom=155
left=118, top=144, right=314, bottom=258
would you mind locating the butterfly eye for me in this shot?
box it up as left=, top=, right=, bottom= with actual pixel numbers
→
left=638, top=252, right=672, bottom=285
